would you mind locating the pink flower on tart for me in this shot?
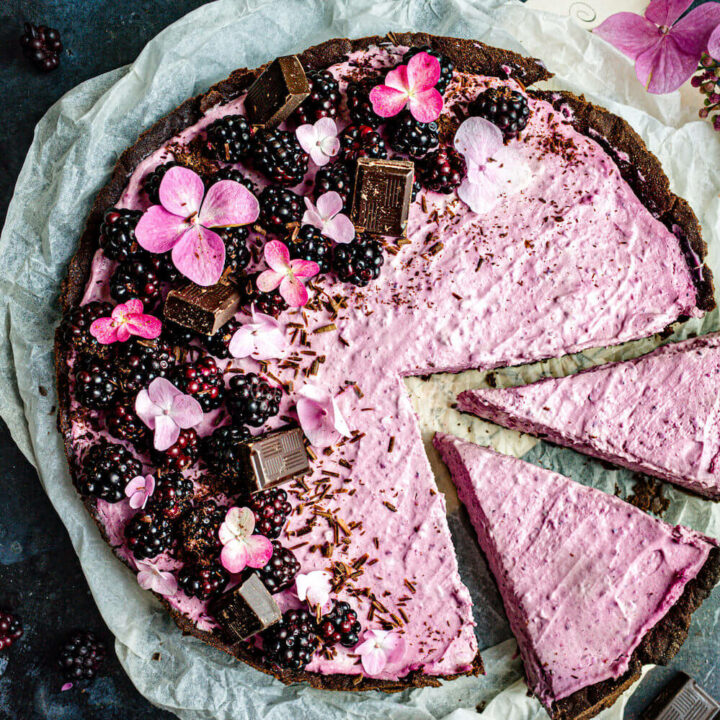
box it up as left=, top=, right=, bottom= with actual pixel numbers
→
left=135, top=377, right=203, bottom=451
left=296, top=383, right=351, bottom=449
left=302, top=192, right=355, bottom=244
left=218, top=507, right=274, bottom=574
left=369, top=51, right=443, bottom=122
left=135, top=165, right=259, bottom=287
left=295, top=118, right=340, bottom=166
left=124, top=474, right=156, bottom=510
left=257, top=240, right=319, bottom=308
left=594, top=0, right=720, bottom=94
left=136, top=560, right=178, bottom=596
left=89, top=299, right=162, bottom=345
left=355, top=628, right=405, bottom=676
left=228, top=306, right=288, bottom=361
left=295, top=570, right=333, bottom=612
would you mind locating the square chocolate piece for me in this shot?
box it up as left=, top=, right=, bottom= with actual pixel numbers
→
left=642, top=673, right=720, bottom=720
left=163, top=282, right=240, bottom=336
left=245, top=56, right=310, bottom=127
left=210, top=573, right=281, bottom=642
left=350, top=158, right=415, bottom=238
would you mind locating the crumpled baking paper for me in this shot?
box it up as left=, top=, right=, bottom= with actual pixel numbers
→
left=0, top=0, right=718, bottom=718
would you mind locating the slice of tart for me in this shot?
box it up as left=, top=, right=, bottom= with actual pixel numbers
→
left=434, top=432, right=720, bottom=720
left=458, top=333, right=720, bottom=500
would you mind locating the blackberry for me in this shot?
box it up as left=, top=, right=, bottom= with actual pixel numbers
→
left=173, top=355, right=224, bottom=411
left=152, top=428, right=200, bottom=472
left=293, top=70, right=341, bottom=124
left=238, top=274, right=288, bottom=318
left=106, top=403, right=149, bottom=448
left=257, top=541, right=299, bottom=592
left=110, top=255, right=165, bottom=308
left=202, top=424, right=251, bottom=477
left=205, top=115, right=254, bottom=162
left=75, top=356, right=120, bottom=409
left=218, top=226, right=251, bottom=275
left=346, top=80, right=383, bottom=128
left=248, top=488, right=291, bottom=539
left=178, top=560, right=228, bottom=600
left=205, top=318, right=242, bottom=359
left=227, top=373, right=282, bottom=427
left=411, top=178, right=421, bottom=202
left=125, top=511, right=175, bottom=559
left=142, top=161, right=177, bottom=205
left=470, top=87, right=530, bottom=139
left=417, top=147, right=466, bottom=194
left=116, top=338, right=175, bottom=394
left=339, top=125, right=387, bottom=163
left=63, top=301, right=114, bottom=358
left=0, top=612, right=23, bottom=651
left=318, top=601, right=361, bottom=648
left=259, top=187, right=303, bottom=233
left=314, top=162, right=353, bottom=209
left=57, top=631, right=106, bottom=683
left=149, top=472, right=194, bottom=520
left=388, top=112, right=439, bottom=158
left=209, top=167, right=257, bottom=195
left=80, top=441, right=142, bottom=503
left=402, top=46, right=454, bottom=93
left=99, top=208, right=143, bottom=261
left=20, top=22, right=62, bottom=72
left=178, top=500, right=226, bottom=561
left=161, top=319, right=199, bottom=349
left=252, top=129, right=308, bottom=186
left=332, top=234, right=384, bottom=287
left=288, top=225, right=333, bottom=273
left=262, top=609, right=319, bottom=670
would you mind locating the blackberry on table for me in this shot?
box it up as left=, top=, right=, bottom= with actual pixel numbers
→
left=339, top=125, right=387, bottom=163
left=109, top=255, right=165, bottom=309
left=252, top=129, right=308, bottom=186
left=106, top=403, right=149, bottom=448
left=202, top=424, right=251, bottom=477
left=288, top=225, right=333, bottom=273
left=332, top=234, right=385, bottom=287
left=63, top=301, right=114, bottom=358
left=346, top=80, right=384, bottom=128
left=293, top=70, right=341, bottom=124
left=125, top=511, right=175, bottom=559
left=218, top=226, right=251, bottom=276
left=227, top=373, right=282, bottom=427
left=248, top=488, right=292, bottom=539
left=469, top=87, right=530, bottom=139
left=99, top=208, right=143, bottom=261
left=402, top=46, right=454, bottom=93
left=318, top=601, right=361, bottom=648
left=314, top=163, right=353, bottom=209
left=173, top=355, right=224, bottom=411
left=142, top=162, right=177, bottom=205
left=257, top=540, right=300, bottom=592
left=116, top=337, right=175, bottom=394
left=57, top=631, right=106, bottom=683
left=259, top=186, right=303, bottom=233
left=205, top=318, right=242, bottom=359
left=205, top=115, right=254, bottom=163
left=75, top=356, right=120, bottom=409
left=20, top=22, right=62, bottom=72
left=152, top=428, right=200, bottom=472
left=209, top=166, right=257, bottom=195
left=0, top=612, right=23, bottom=651
left=80, top=441, right=142, bottom=503
left=178, top=560, right=228, bottom=600
left=238, top=274, right=288, bottom=318
left=417, top=147, right=466, bottom=194
left=388, top=112, right=439, bottom=158
left=262, top=609, right=319, bottom=670
left=178, top=500, right=226, bottom=561
left=149, top=472, right=194, bottom=520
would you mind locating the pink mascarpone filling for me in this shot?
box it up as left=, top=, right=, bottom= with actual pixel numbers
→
left=433, top=433, right=715, bottom=706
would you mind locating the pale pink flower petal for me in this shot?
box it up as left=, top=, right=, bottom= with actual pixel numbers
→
left=323, top=214, right=355, bottom=244
left=644, top=0, right=691, bottom=26
left=158, top=166, right=205, bottom=218
left=220, top=539, right=249, bottom=574
left=359, top=646, right=387, bottom=676
left=170, top=393, right=203, bottom=429
left=89, top=316, right=119, bottom=344
left=123, top=313, right=162, bottom=340
left=315, top=190, right=344, bottom=219
left=228, top=327, right=255, bottom=359
left=289, top=258, right=320, bottom=280
left=228, top=310, right=288, bottom=360
left=594, top=13, right=660, bottom=61
left=279, top=274, right=309, bottom=308
left=383, top=65, right=409, bottom=93
left=135, top=205, right=189, bottom=254
left=256, top=269, right=283, bottom=293
left=406, top=51, right=441, bottom=92
left=263, top=239, right=292, bottom=273
left=218, top=507, right=269, bottom=574
left=295, top=570, right=333, bottom=611
left=454, top=116, right=504, bottom=167
left=154, top=414, right=180, bottom=452
left=369, top=84, right=410, bottom=118
left=355, top=629, right=405, bottom=676
left=710, top=25, right=720, bottom=60
left=61, top=682, right=74, bottom=692
left=148, top=377, right=182, bottom=409
left=244, top=535, right=274, bottom=568
left=635, top=36, right=695, bottom=94
left=171, top=225, right=226, bottom=287
left=296, top=383, right=351, bottom=448
left=407, top=87, right=444, bottom=123
left=302, top=196, right=325, bottom=228
left=136, top=560, right=178, bottom=596
left=125, top=474, right=155, bottom=509
left=135, top=389, right=158, bottom=429
left=296, top=119, right=339, bottom=167
left=220, top=506, right=256, bottom=543
left=296, top=123, right=320, bottom=153
left=136, top=378, right=202, bottom=450
left=671, top=3, right=720, bottom=61
left=198, top=180, right=260, bottom=228
left=458, top=170, right=503, bottom=215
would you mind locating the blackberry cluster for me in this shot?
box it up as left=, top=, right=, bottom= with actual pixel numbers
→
left=116, top=338, right=175, bottom=394
left=210, top=166, right=257, bottom=194
left=402, top=46, right=454, bottom=93
left=470, top=87, right=530, bottom=139
left=80, top=441, right=142, bottom=503
left=110, top=254, right=169, bottom=308
left=417, top=147, right=467, bottom=194
left=142, top=162, right=177, bottom=205
left=314, top=163, right=353, bottom=209
left=173, top=356, right=224, bottom=411
left=205, top=318, right=242, bottom=359
left=257, top=540, right=300, bottom=592
left=99, top=208, right=142, bottom=261
left=339, top=125, right=387, bottom=163
left=106, top=403, right=149, bottom=447
left=332, top=235, right=384, bottom=287
left=238, top=274, right=288, bottom=318
left=161, top=319, right=199, bottom=349
left=178, top=500, right=226, bottom=561
left=293, top=70, right=341, bottom=124
left=346, top=80, right=384, bottom=128
left=152, top=428, right=200, bottom=472
left=318, top=601, right=361, bottom=648
left=262, top=609, right=319, bottom=670
left=205, top=115, right=254, bottom=163
left=388, top=113, right=439, bottom=158
left=227, top=373, right=282, bottom=427
left=289, top=225, right=333, bottom=273
left=57, top=631, right=106, bottom=683
left=75, top=356, right=120, bottom=409
left=248, top=488, right=292, bottom=539
left=125, top=511, right=175, bottom=559
left=63, top=301, right=114, bottom=357
left=202, top=424, right=251, bottom=477
left=0, top=612, right=23, bottom=651
left=149, top=472, right=194, bottom=520
left=20, top=22, right=62, bottom=72
left=252, top=129, right=308, bottom=186
left=259, top=186, right=303, bottom=232
left=178, top=560, right=228, bottom=600
left=218, top=226, right=251, bottom=276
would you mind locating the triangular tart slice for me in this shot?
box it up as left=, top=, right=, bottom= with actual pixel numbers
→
left=433, top=432, right=720, bottom=720
left=458, top=334, right=720, bottom=500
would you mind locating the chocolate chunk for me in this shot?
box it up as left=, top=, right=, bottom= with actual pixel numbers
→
left=164, top=282, right=240, bottom=336
left=641, top=673, right=720, bottom=720
left=245, top=56, right=310, bottom=127
left=210, top=573, right=281, bottom=642
left=350, top=158, right=415, bottom=238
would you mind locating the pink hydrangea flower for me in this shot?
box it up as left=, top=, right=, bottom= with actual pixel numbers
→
left=125, top=474, right=155, bottom=510
left=295, top=117, right=340, bottom=166
left=218, top=507, right=273, bottom=574
left=135, top=377, right=203, bottom=451
left=136, top=560, right=178, bottom=596
left=302, top=192, right=355, bottom=244
left=296, top=383, right=351, bottom=448
left=355, top=629, right=405, bottom=676
left=295, top=570, right=333, bottom=612
left=594, top=0, right=720, bottom=94
left=89, top=299, right=162, bottom=345
left=256, top=240, right=319, bottom=307
left=228, top=306, right=288, bottom=360
left=710, top=24, right=720, bottom=60
left=369, top=51, right=444, bottom=122
left=135, top=166, right=259, bottom=286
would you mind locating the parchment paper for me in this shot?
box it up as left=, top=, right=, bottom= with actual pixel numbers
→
left=1, top=1, right=719, bottom=718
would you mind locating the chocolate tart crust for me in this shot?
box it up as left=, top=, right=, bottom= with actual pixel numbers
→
left=54, top=33, right=713, bottom=697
